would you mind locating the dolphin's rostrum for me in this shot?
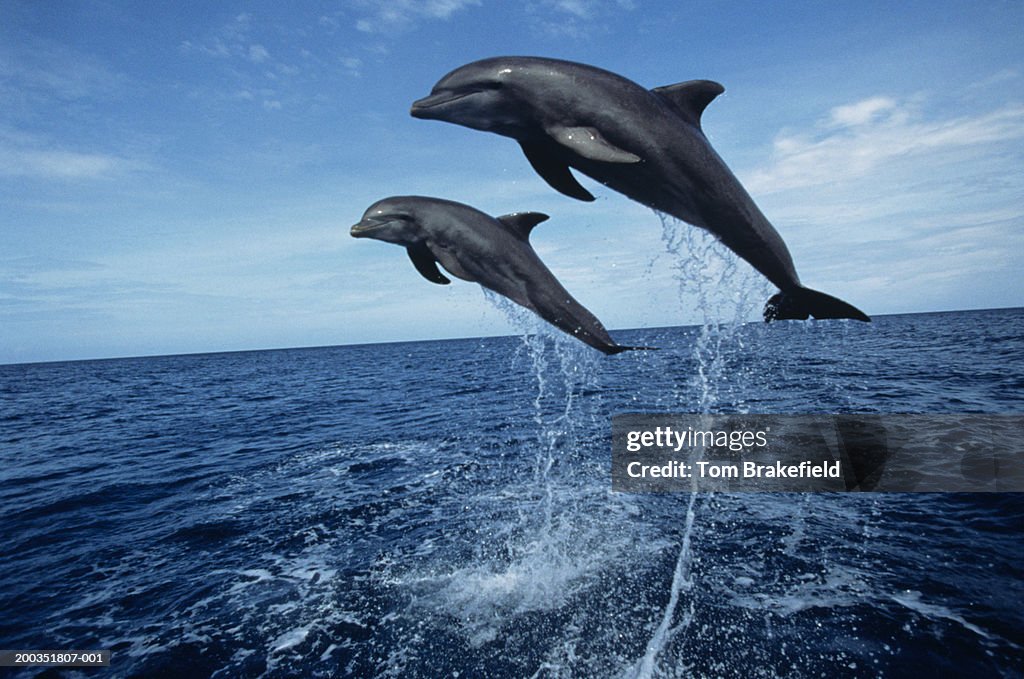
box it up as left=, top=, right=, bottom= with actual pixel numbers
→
left=411, top=56, right=870, bottom=323
left=351, top=195, right=650, bottom=355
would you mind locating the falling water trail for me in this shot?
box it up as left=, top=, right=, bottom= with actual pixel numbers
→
left=481, top=290, right=601, bottom=519
left=628, top=213, right=769, bottom=678
left=404, top=289, right=618, bottom=648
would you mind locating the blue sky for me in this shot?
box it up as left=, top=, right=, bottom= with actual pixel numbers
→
left=2, top=1, right=1022, bottom=364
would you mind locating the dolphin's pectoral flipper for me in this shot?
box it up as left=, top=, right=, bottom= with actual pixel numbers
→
left=764, top=287, right=871, bottom=323
left=651, top=80, right=725, bottom=128
left=496, top=212, right=549, bottom=240
left=547, top=126, right=641, bottom=164
left=519, top=142, right=596, bottom=201
left=406, top=243, right=451, bottom=285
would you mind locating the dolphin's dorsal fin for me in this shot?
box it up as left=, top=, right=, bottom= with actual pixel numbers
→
left=651, top=79, right=724, bottom=128
left=406, top=243, right=450, bottom=285
left=519, top=141, right=595, bottom=201
left=548, top=125, right=641, bottom=164
left=496, top=212, right=550, bottom=240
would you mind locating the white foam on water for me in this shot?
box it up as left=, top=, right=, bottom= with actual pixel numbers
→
left=890, top=590, right=1005, bottom=643
left=271, top=625, right=310, bottom=653
left=728, top=563, right=873, bottom=616
left=404, top=542, right=599, bottom=648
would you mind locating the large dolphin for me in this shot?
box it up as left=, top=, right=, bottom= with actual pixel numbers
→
left=410, top=56, right=870, bottom=323
left=350, top=195, right=649, bottom=355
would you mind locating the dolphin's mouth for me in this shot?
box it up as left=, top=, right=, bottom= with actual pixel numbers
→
left=410, top=90, right=474, bottom=117
left=350, top=217, right=395, bottom=237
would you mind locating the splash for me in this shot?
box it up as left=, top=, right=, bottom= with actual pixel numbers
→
left=628, top=215, right=769, bottom=678
left=479, top=289, right=604, bottom=484
left=385, top=230, right=770, bottom=672
left=393, top=289, right=630, bottom=649
left=655, top=213, right=770, bottom=407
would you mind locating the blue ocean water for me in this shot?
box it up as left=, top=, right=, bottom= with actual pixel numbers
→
left=2, top=306, right=1023, bottom=678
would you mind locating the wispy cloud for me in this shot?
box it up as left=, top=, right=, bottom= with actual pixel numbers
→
left=730, top=91, right=1024, bottom=315
left=0, top=37, right=144, bottom=185
left=178, top=38, right=230, bottom=59
left=248, top=44, right=271, bottom=64
left=0, top=223, right=355, bottom=322
left=349, top=0, right=482, bottom=34
left=0, top=148, right=129, bottom=180
left=178, top=13, right=310, bottom=111
left=968, top=68, right=1019, bottom=91
left=341, top=56, right=363, bottom=78
left=0, top=38, right=124, bottom=112
left=827, top=97, right=899, bottom=128
left=180, top=13, right=263, bottom=61
left=746, top=98, right=1024, bottom=195
left=527, top=0, right=636, bottom=38
left=0, top=126, right=142, bottom=181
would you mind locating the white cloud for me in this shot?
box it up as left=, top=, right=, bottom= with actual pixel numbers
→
left=350, top=0, right=481, bottom=34
left=318, top=15, right=341, bottom=30
left=969, top=69, right=1019, bottom=90
left=248, top=44, right=271, bottom=63
left=0, top=39, right=124, bottom=103
left=181, top=15, right=286, bottom=73
left=552, top=0, right=590, bottom=18
left=725, top=92, right=1024, bottom=316
left=527, top=0, right=636, bottom=38
left=179, top=39, right=230, bottom=58
left=827, top=97, right=898, bottom=128
left=341, top=57, right=363, bottom=77
left=178, top=15, right=308, bottom=112
left=746, top=98, right=1024, bottom=195
left=0, top=145, right=135, bottom=180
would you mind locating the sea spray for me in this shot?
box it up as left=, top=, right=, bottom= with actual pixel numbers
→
left=628, top=214, right=769, bottom=678
left=373, top=222, right=867, bottom=676
left=385, top=289, right=636, bottom=655
left=652, top=212, right=772, bottom=408
left=479, top=289, right=603, bottom=486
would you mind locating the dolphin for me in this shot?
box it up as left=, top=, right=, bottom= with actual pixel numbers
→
left=410, top=56, right=870, bottom=323
left=350, top=195, right=649, bottom=355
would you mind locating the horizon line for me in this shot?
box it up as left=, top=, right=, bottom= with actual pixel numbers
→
left=2, top=305, right=1021, bottom=369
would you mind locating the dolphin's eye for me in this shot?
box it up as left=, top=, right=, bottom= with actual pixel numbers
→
left=373, top=208, right=409, bottom=220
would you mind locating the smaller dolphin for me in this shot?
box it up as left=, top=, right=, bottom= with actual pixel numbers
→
left=411, top=57, right=870, bottom=323
left=350, top=196, right=648, bottom=355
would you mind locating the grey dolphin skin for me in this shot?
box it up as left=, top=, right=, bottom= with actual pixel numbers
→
left=350, top=195, right=650, bottom=355
left=410, top=56, right=870, bottom=323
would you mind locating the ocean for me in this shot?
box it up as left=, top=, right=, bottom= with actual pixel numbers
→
left=2, top=305, right=1022, bottom=678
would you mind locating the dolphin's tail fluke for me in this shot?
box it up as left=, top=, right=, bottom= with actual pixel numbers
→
left=764, top=287, right=871, bottom=323
left=601, top=344, right=659, bottom=355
